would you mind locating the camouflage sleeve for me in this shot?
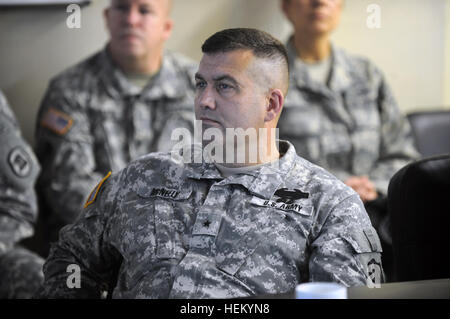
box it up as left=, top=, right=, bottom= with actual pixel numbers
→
left=0, top=92, right=19, bottom=124
left=0, top=94, right=40, bottom=255
left=368, top=71, right=420, bottom=195
left=308, top=194, right=384, bottom=287
left=327, top=170, right=352, bottom=185
left=35, top=83, right=103, bottom=225
left=38, top=172, right=122, bottom=298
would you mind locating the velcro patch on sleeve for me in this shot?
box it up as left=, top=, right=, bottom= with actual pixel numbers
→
left=84, top=171, right=112, bottom=208
left=41, top=108, right=73, bottom=135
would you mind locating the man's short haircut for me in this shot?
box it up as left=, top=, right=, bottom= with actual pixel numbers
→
left=202, top=28, right=288, bottom=69
left=201, top=28, right=289, bottom=93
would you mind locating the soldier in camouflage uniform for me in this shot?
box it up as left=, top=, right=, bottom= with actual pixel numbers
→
left=35, top=0, right=197, bottom=250
left=0, top=91, right=44, bottom=298
left=280, top=0, right=419, bottom=280
left=38, top=28, right=383, bottom=299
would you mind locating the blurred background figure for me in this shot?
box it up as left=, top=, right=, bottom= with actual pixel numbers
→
left=34, top=0, right=197, bottom=256
left=279, top=0, right=420, bottom=281
left=0, top=91, right=44, bottom=298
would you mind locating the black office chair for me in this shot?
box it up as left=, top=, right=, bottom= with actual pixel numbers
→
left=388, top=154, right=450, bottom=282
left=407, top=110, right=450, bottom=157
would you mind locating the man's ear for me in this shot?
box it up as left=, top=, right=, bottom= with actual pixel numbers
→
left=104, top=7, right=111, bottom=28
left=162, top=18, right=174, bottom=41
left=264, top=89, right=284, bottom=123
left=104, top=6, right=110, bottom=19
left=281, top=0, right=290, bottom=18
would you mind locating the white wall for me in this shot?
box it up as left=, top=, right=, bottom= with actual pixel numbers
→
left=0, top=0, right=109, bottom=144
left=0, top=0, right=448, bottom=145
left=444, top=0, right=450, bottom=108
left=331, top=0, right=447, bottom=112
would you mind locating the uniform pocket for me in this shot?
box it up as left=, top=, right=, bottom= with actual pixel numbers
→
left=343, top=227, right=382, bottom=253
left=215, top=229, right=261, bottom=276
left=214, top=209, right=308, bottom=294
left=137, top=186, right=193, bottom=259
left=342, top=227, right=384, bottom=285
left=154, top=199, right=187, bottom=259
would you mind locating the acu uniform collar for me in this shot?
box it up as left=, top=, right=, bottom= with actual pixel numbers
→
left=285, top=35, right=359, bottom=128
left=286, top=35, right=353, bottom=94
left=185, top=140, right=298, bottom=200
left=99, top=46, right=189, bottom=100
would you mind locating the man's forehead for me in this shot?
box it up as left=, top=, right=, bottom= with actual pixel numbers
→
left=111, top=0, right=146, bottom=4
left=110, top=0, right=172, bottom=14
left=198, top=50, right=255, bottom=74
left=111, top=0, right=170, bottom=7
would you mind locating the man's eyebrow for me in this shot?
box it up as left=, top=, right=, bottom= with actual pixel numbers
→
left=212, top=75, right=239, bottom=87
left=194, top=73, right=204, bottom=80
left=195, top=73, right=241, bottom=87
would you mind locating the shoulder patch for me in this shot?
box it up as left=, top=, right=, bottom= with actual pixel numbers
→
left=8, top=146, right=32, bottom=177
left=84, top=171, right=112, bottom=208
left=41, top=108, right=73, bottom=135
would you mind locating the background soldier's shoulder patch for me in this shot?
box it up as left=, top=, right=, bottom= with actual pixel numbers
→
left=8, top=146, right=32, bottom=177
left=41, top=108, right=73, bottom=135
left=84, top=171, right=112, bottom=208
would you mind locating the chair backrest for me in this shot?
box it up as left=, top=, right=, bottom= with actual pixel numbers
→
left=388, top=154, right=450, bottom=282
left=407, top=110, right=450, bottom=157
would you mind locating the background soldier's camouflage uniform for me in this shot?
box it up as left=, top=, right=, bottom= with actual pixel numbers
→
left=0, top=91, right=44, bottom=298
left=35, top=48, right=197, bottom=247
left=38, top=141, right=383, bottom=298
left=279, top=37, right=420, bottom=195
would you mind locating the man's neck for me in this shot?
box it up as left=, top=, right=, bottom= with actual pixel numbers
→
left=219, top=141, right=280, bottom=168
left=109, top=46, right=163, bottom=75
left=293, top=32, right=331, bottom=63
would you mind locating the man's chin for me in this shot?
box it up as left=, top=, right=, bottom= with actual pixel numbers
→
left=200, top=118, right=222, bottom=129
left=201, top=123, right=224, bottom=141
left=122, top=48, right=145, bottom=59
left=112, top=43, right=145, bottom=60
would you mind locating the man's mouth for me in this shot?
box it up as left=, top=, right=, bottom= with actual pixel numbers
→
left=311, top=10, right=329, bottom=20
left=121, top=31, right=142, bottom=41
left=200, top=117, right=221, bottom=126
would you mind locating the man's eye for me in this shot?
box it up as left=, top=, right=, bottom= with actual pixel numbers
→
left=217, top=83, right=232, bottom=91
left=195, top=81, right=206, bottom=89
left=114, top=5, right=129, bottom=12
left=139, top=7, right=151, bottom=14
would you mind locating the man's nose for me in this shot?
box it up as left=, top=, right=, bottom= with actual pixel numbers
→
left=197, top=86, right=216, bottom=110
left=124, top=7, right=140, bottom=26
left=312, top=0, right=330, bottom=8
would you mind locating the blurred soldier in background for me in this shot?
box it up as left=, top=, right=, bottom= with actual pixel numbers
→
left=0, top=91, right=44, bottom=298
left=35, top=0, right=197, bottom=254
left=280, top=0, right=419, bottom=281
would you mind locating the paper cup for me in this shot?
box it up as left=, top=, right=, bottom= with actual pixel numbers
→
left=295, top=282, right=347, bottom=299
